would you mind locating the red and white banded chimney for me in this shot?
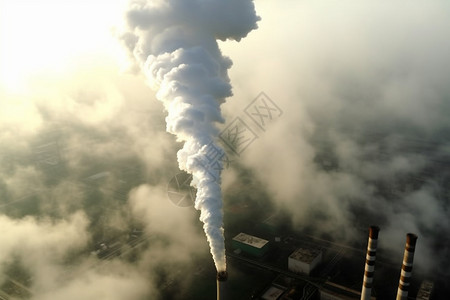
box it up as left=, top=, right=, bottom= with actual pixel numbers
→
left=396, top=233, right=418, bottom=300
left=360, top=226, right=379, bottom=300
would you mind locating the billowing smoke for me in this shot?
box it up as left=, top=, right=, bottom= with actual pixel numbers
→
left=220, top=0, right=450, bottom=284
left=120, top=0, right=260, bottom=271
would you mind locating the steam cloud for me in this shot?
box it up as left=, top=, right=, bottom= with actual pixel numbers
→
left=120, top=0, right=260, bottom=271
left=2, top=0, right=447, bottom=298
left=220, top=0, right=450, bottom=283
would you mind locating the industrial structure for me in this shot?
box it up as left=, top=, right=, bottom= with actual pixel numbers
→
left=321, top=281, right=364, bottom=300
left=261, top=285, right=285, bottom=300
left=396, top=233, right=418, bottom=300
left=225, top=226, right=428, bottom=299
left=232, top=232, right=270, bottom=257
left=288, top=247, right=322, bottom=275
left=360, top=226, right=380, bottom=300
left=216, top=271, right=228, bottom=300
left=416, top=280, right=434, bottom=300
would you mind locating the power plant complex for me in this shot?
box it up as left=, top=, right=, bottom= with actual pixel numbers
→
left=212, top=225, right=437, bottom=300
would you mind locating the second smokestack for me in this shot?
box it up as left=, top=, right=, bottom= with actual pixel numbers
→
left=396, top=233, right=418, bottom=300
left=361, top=226, right=379, bottom=300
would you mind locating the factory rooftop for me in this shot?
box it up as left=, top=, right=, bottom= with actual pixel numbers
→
left=289, top=247, right=322, bottom=263
left=232, top=233, right=269, bottom=249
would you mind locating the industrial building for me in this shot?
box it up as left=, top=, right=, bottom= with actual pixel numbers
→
left=288, top=247, right=322, bottom=275
left=232, top=232, right=270, bottom=257
left=261, top=285, right=285, bottom=300
left=416, top=281, right=434, bottom=300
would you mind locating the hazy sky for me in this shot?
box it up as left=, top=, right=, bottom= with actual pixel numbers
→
left=1, top=0, right=449, bottom=299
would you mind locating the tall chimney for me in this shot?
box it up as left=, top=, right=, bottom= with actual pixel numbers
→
left=216, top=270, right=228, bottom=300
left=361, top=226, right=380, bottom=300
left=396, top=233, right=418, bottom=300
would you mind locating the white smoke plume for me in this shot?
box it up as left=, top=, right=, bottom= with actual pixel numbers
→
left=120, top=0, right=260, bottom=271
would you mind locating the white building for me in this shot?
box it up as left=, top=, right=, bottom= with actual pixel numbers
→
left=288, top=247, right=322, bottom=275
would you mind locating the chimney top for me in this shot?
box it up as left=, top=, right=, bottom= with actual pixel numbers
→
left=406, top=233, right=418, bottom=247
left=369, top=226, right=380, bottom=239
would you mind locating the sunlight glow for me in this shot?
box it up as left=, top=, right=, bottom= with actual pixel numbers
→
left=0, top=0, right=126, bottom=92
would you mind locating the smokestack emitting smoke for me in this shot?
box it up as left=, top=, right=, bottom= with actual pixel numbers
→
left=360, top=226, right=379, bottom=300
left=120, top=0, right=260, bottom=271
left=216, top=270, right=228, bottom=300
left=396, top=233, right=418, bottom=300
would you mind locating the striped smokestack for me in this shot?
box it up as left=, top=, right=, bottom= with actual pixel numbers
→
left=360, top=226, right=379, bottom=300
left=396, top=233, right=418, bottom=300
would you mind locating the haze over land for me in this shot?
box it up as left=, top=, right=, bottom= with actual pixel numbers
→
left=0, top=0, right=449, bottom=299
